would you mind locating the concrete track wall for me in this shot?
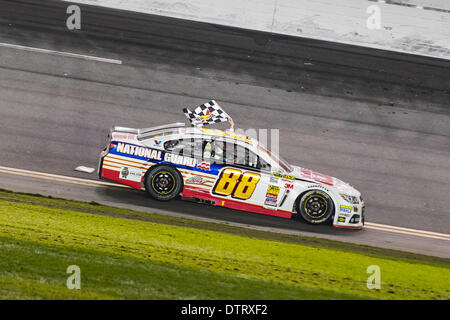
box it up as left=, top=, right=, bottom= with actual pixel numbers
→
left=64, top=0, right=450, bottom=60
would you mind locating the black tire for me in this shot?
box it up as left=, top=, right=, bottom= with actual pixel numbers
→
left=145, top=165, right=183, bottom=201
left=297, top=190, right=334, bottom=225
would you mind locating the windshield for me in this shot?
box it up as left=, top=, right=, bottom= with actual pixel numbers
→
left=256, top=144, right=293, bottom=173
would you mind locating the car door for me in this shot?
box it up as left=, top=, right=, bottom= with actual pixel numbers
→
left=205, top=140, right=276, bottom=209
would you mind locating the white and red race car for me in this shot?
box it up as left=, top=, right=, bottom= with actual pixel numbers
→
left=98, top=101, right=364, bottom=229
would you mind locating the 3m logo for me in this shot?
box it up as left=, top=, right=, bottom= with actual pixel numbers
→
left=284, top=183, right=294, bottom=190
left=213, top=168, right=260, bottom=200
left=197, top=161, right=211, bottom=171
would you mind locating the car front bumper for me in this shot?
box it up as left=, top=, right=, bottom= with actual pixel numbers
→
left=332, top=201, right=365, bottom=229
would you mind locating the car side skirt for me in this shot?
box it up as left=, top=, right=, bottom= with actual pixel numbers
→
left=181, top=185, right=292, bottom=219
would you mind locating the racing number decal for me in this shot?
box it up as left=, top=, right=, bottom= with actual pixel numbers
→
left=234, top=171, right=260, bottom=199
left=213, top=168, right=260, bottom=200
left=213, top=168, right=241, bottom=196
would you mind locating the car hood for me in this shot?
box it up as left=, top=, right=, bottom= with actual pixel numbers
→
left=289, top=166, right=360, bottom=196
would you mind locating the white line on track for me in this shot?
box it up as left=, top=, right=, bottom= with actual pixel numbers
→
left=0, top=166, right=127, bottom=189
left=364, top=224, right=450, bottom=241
left=0, top=165, right=449, bottom=242
left=0, top=42, right=122, bottom=64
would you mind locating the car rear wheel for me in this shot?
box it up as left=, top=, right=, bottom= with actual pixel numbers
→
left=145, top=165, right=183, bottom=201
left=297, top=190, right=334, bottom=225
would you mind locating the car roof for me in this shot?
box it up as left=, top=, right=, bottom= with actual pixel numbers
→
left=137, top=124, right=254, bottom=145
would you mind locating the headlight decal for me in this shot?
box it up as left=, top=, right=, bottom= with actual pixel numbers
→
left=340, top=194, right=360, bottom=204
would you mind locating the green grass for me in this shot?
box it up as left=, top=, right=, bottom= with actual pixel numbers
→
left=0, top=190, right=448, bottom=299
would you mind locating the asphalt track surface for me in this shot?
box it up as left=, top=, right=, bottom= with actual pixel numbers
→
left=0, top=1, right=449, bottom=257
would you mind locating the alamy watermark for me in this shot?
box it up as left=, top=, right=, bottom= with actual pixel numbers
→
left=366, top=5, right=382, bottom=30
left=161, top=127, right=281, bottom=170
left=366, top=265, right=381, bottom=290
left=66, top=5, right=81, bottom=30
left=66, top=265, right=81, bottom=289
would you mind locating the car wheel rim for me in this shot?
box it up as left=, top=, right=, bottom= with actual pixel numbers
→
left=152, top=171, right=176, bottom=195
left=304, top=194, right=328, bottom=219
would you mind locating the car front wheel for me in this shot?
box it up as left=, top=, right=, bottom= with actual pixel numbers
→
left=297, top=190, right=334, bottom=225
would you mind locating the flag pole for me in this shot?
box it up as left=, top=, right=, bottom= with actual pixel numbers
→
left=228, top=117, right=235, bottom=132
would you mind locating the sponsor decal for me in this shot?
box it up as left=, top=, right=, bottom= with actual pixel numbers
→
left=264, top=184, right=280, bottom=207
left=154, top=140, right=162, bottom=146
left=164, top=153, right=196, bottom=167
left=264, top=197, right=278, bottom=206
left=116, top=143, right=162, bottom=160
left=121, top=167, right=129, bottom=179
left=315, top=191, right=329, bottom=199
left=340, top=205, right=352, bottom=214
left=200, top=109, right=211, bottom=123
left=116, top=143, right=197, bottom=168
left=267, top=185, right=280, bottom=195
left=185, top=176, right=208, bottom=185
left=284, top=182, right=294, bottom=190
left=265, top=193, right=278, bottom=200
left=197, top=161, right=211, bottom=171
left=306, top=184, right=330, bottom=192
left=112, top=133, right=135, bottom=140
left=300, top=168, right=334, bottom=186
left=272, top=172, right=296, bottom=180
left=200, top=128, right=251, bottom=143
left=338, top=216, right=346, bottom=223
left=119, top=166, right=142, bottom=182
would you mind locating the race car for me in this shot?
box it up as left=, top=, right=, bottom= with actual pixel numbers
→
left=98, top=100, right=364, bottom=229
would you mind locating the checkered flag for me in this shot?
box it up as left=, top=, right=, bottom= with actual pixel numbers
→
left=183, top=100, right=230, bottom=127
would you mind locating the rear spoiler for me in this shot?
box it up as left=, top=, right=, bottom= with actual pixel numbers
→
left=111, top=122, right=186, bottom=140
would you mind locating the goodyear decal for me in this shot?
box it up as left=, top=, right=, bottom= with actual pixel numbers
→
left=306, top=184, right=330, bottom=192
